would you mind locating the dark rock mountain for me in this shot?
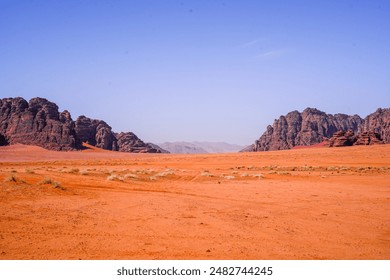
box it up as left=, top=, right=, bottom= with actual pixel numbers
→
left=329, top=130, right=383, bottom=147
left=75, top=115, right=118, bottom=151
left=359, top=108, right=390, bottom=143
left=116, top=132, right=163, bottom=153
left=0, top=97, right=80, bottom=151
left=0, top=97, right=165, bottom=153
left=144, top=142, right=170, bottom=154
left=244, top=107, right=389, bottom=152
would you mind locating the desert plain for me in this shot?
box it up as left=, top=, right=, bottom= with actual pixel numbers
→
left=0, top=144, right=389, bottom=260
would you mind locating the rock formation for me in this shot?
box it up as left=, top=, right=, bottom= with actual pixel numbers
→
left=116, top=132, right=163, bottom=153
left=329, top=130, right=384, bottom=147
left=0, top=97, right=80, bottom=150
left=244, top=107, right=389, bottom=152
left=328, top=130, right=357, bottom=147
left=246, top=108, right=363, bottom=151
left=0, top=97, right=165, bottom=153
left=75, top=116, right=118, bottom=151
left=359, top=108, right=390, bottom=143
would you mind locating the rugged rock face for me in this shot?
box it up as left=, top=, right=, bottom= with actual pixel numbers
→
left=146, top=143, right=170, bottom=154
left=247, top=108, right=363, bottom=151
left=359, top=108, right=390, bottom=143
left=1, top=97, right=164, bottom=153
left=328, top=130, right=357, bottom=147
left=75, top=116, right=118, bottom=151
left=354, top=131, right=383, bottom=145
left=329, top=130, right=383, bottom=147
left=116, top=132, right=163, bottom=153
left=0, top=97, right=80, bottom=150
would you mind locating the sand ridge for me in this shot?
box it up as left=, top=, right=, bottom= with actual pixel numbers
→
left=0, top=144, right=389, bottom=259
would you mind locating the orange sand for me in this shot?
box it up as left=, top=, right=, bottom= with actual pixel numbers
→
left=0, top=144, right=389, bottom=259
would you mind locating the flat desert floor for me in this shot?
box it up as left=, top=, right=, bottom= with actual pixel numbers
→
left=0, top=144, right=389, bottom=259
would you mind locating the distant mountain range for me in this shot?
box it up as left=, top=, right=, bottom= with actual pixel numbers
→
left=242, top=107, right=389, bottom=152
left=158, top=141, right=244, bottom=154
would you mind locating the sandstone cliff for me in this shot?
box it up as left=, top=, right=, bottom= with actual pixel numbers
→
left=244, top=107, right=389, bottom=152
left=0, top=97, right=165, bottom=153
left=0, top=97, right=80, bottom=151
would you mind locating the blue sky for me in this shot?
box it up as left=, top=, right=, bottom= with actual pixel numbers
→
left=1, top=0, right=389, bottom=145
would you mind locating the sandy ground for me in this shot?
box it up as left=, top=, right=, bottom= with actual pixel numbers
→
left=0, top=144, right=389, bottom=260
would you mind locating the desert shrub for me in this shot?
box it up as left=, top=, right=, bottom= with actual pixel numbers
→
left=39, top=177, right=53, bottom=185
left=25, top=169, right=35, bottom=174
left=158, top=170, right=174, bottom=176
left=252, top=174, right=264, bottom=179
left=79, top=170, right=89, bottom=176
left=52, top=181, right=65, bottom=190
left=201, top=171, right=214, bottom=177
left=3, top=175, right=17, bottom=182
left=124, top=173, right=138, bottom=179
left=277, top=171, right=291, bottom=175
left=222, top=175, right=235, bottom=180
left=106, top=174, right=124, bottom=181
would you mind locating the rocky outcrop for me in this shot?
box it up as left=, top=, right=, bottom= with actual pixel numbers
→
left=116, top=132, right=163, bottom=153
left=146, top=143, right=170, bottom=154
left=246, top=108, right=363, bottom=151
left=329, top=130, right=383, bottom=147
left=0, top=97, right=164, bottom=153
left=354, top=131, right=383, bottom=145
left=328, top=130, right=357, bottom=147
left=75, top=116, right=118, bottom=151
left=0, top=97, right=80, bottom=150
left=359, top=108, right=390, bottom=143
left=244, top=107, right=390, bottom=152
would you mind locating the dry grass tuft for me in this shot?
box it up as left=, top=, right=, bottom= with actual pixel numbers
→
left=124, top=173, right=138, bottom=179
left=201, top=171, right=214, bottom=177
left=106, top=174, right=124, bottom=181
left=252, top=174, right=264, bottom=179
left=79, top=170, right=89, bottom=176
left=38, top=177, right=53, bottom=185
left=4, top=174, right=18, bottom=182
left=149, top=170, right=175, bottom=181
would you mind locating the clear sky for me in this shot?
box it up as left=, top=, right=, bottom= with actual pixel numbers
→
left=1, top=0, right=389, bottom=145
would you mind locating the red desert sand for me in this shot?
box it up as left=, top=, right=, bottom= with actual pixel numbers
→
left=0, top=144, right=389, bottom=259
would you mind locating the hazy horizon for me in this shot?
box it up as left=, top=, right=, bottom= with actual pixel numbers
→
left=1, top=0, right=389, bottom=145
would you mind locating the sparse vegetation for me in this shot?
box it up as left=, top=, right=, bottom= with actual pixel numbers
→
left=79, top=170, right=89, bottom=175
left=201, top=171, right=214, bottom=177
left=39, top=177, right=53, bottom=185
left=52, top=181, right=65, bottom=190
left=4, top=174, right=17, bottom=182
left=148, top=169, right=176, bottom=181
left=106, top=174, right=124, bottom=181
left=124, top=173, right=138, bottom=179
left=25, top=168, right=35, bottom=174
